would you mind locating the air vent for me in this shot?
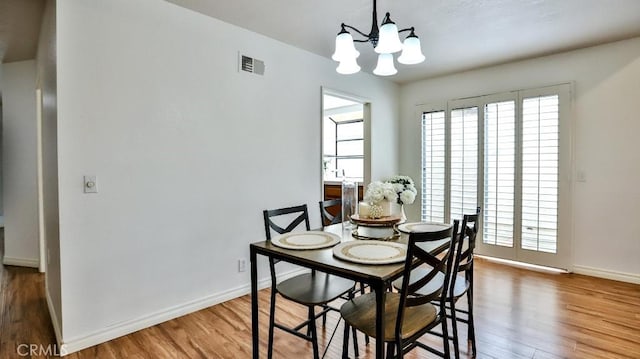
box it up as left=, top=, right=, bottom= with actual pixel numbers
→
left=239, top=54, right=265, bottom=75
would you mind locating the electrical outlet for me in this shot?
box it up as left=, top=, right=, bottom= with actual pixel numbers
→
left=238, top=258, right=247, bottom=273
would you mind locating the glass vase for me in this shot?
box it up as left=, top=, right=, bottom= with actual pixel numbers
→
left=341, top=177, right=358, bottom=230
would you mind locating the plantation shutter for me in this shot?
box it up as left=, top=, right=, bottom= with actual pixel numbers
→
left=422, top=111, right=446, bottom=222
left=450, top=107, right=479, bottom=222
left=521, top=95, right=559, bottom=253
left=483, top=101, right=516, bottom=247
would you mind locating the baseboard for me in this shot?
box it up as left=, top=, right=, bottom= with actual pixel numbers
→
left=2, top=256, right=39, bottom=268
left=60, top=268, right=307, bottom=356
left=573, top=265, right=640, bottom=285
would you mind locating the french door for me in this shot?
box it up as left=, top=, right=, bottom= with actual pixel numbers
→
left=420, top=84, right=572, bottom=270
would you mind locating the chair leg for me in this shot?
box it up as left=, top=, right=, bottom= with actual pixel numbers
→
left=385, top=342, right=397, bottom=358
left=449, top=299, right=460, bottom=359
left=348, top=289, right=360, bottom=357
left=342, top=321, right=350, bottom=359
left=467, top=275, right=476, bottom=357
left=352, top=326, right=359, bottom=357
left=308, top=307, right=320, bottom=359
left=441, top=308, right=451, bottom=359
left=268, top=290, right=277, bottom=359
left=322, top=305, right=328, bottom=327
left=359, top=283, right=370, bottom=345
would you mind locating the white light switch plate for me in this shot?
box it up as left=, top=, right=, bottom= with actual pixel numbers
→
left=84, top=175, right=98, bottom=193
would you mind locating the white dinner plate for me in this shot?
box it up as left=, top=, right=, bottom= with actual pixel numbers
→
left=270, top=231, right=341, bottom=250
left=333, top=240, right=407, bottom=265
left=397, top=222, right=451, bottom=234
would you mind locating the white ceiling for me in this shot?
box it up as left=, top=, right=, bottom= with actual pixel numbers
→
left=2, top=0, right=640, bottom=82
left=167, top=0, right=640, bottom=83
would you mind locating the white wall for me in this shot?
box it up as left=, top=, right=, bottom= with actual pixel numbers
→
left=399, top=37, right=640, bottom=281
left=36, top=0, right=62, bottom=345
left=55, top=0, right=398, bottom=351
left=1, top=60, right=40, bottom=268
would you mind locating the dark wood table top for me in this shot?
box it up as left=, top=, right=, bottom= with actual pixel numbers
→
left=250, top=223, right=451, bottom=283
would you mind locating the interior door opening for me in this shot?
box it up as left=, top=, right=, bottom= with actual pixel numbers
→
left=321, top=90, right=369, bottom=207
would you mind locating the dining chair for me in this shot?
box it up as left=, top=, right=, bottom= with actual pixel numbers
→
left=391, top=208, right=480, bottom=358
left=263, top=204, right=356, bottom=359
left=340, top=220, right=459, bottom=358
left=319, top=199, right=343, bottom=226
left=446, top=208, right=480, bottom=358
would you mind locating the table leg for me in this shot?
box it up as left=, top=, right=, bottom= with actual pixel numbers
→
left=374, top=281, right=385, bottom=358
left=251, top=247, right=259, bottom=359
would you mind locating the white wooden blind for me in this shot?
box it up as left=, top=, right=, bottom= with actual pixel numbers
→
left=521, top=95, right=559, bottom=253
left=483, top=101, right=516, bottom=247
left=422, top=111, right=446, bottom=222
left=419, top=85, right=569, bottom=268
left=450, top=107, right=478, bottom=221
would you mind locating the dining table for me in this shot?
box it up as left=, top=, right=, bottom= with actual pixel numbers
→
left=249, top=222, right=452, bottom=359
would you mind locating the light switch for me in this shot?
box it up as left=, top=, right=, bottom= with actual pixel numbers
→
left=576, top=170, right=586, bottom=183
left=84, top=175, right=98, bottom=193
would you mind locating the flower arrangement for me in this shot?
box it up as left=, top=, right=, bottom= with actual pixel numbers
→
left=364, top=175, right=417, bottom=205
left=387, top=175, right=417, bottom=205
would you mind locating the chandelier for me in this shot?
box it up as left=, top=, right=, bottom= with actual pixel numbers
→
left=332, top=0, right=425, bottom=76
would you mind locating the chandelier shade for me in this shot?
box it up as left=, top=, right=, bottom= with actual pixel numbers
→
left=397, top=31, right=426, bottom=65
left=332, top=0, right=425, bottom=76
left=375, top=14, right=403, bottom=54
left=373, top=53, right=397, bottom=76
left=336, top=56, right=362, bottom=75
left=332, top=29, right=360, bottom=61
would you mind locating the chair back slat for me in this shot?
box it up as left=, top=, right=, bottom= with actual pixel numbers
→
left=319, top=199, right=342, bottom=227
left=263, top=204, right=311, bottom=285
left=449, top=207, right=480, bottom=297
left=395, top=221, right=459, bottom=338
left=263, top=204, right=311, bottom=240
left=453, top=208, right=480, bottom=273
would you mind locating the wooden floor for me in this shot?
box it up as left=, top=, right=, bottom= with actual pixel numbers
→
left=1, top=230, right=639, bottom=358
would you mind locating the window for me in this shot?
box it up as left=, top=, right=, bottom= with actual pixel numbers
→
left=323, top=96, right=364, bottom=182
left=420, top=84, right=570, bottom=268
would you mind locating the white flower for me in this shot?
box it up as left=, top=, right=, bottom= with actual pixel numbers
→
left=400, top=190, right=416, bottom=205
left=381, top=183, right=397, bottom=202
left=364, top=181, right=385, bottom=203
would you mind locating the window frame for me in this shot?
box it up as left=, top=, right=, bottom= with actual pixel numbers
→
left=323, top=117, right=364, bottom=182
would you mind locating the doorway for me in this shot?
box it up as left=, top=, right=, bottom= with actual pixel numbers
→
left=321, top=90, right=370, bottom=204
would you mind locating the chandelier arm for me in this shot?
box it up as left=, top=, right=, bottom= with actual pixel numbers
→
left=342, top=24, right=372, bottom=40
left=398, top=27, right=415, bottom=34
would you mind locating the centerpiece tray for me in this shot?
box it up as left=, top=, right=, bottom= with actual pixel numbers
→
left=350, top=214, right=401, bottom=241
left=350, top=214, right=402, bottom=226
